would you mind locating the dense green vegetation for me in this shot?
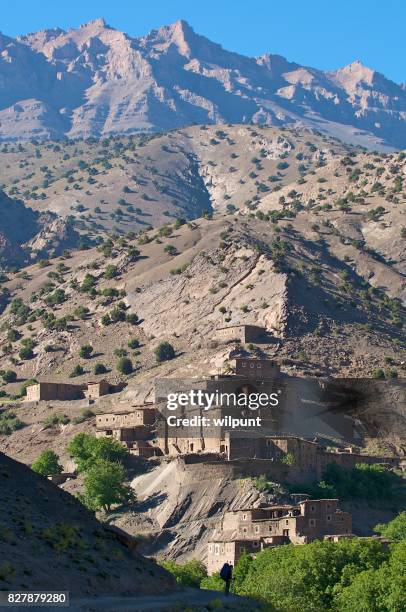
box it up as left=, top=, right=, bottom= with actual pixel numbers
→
left=289, top=463, right=396, bottom=501
left=79, top=459, right=134, bottom=512
left=159, top=560, right=206, bottom=588
left=374, top=511, right=406, bottom=542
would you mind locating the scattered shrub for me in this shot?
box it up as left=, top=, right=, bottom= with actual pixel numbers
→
left=117, top=357, right=133, bottom=375
left=69, top=364, right=84, bottom=378
left=79, top=344, right=93, bottom=359
left=154, top=342, right=175, bottom=363
left=93, top=363, right=107, bottom=375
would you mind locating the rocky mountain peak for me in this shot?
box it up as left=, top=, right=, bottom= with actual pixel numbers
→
left=333, top=59, right=376, bottom=86
left=142, top=19, right=203, bottom=58
left=80, top=17, right=109, bottom=30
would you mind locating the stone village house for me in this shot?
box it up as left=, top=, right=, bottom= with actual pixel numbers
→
left=207, top=498, right=352, bottom=574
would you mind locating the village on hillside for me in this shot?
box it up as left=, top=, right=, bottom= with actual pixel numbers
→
left=17, top=324, right=404, bottom=575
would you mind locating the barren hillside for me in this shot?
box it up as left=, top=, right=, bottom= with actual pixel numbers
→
left=0, top=451, right=174, bottom=596
left=0, top=124, right=405, bottom=259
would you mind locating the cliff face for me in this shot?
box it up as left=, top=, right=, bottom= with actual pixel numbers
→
left=0, top=19, right=403, bottom=148
left=0, top=191, right=78, bottom=266
left=0, top=192, right=43, bottom=264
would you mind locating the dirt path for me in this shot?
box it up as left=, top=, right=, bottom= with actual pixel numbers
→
left=68, top=588, right=261, bottom=611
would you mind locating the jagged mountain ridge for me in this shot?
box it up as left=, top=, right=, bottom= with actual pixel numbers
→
left=0, top=18, right=404, bottom=148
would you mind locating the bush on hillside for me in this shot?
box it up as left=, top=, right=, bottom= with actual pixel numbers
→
left=154, top=342, right=175, bottom=363
left=117, top=357, right=133, bottom=375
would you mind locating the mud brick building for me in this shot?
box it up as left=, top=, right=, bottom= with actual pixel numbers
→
left=154, top=358, right=287, bottom=456
left=96, top=405, right=158, bottom=456
left=25, top=380, right=116, bottom=402
left=85, top=380, right=110, bottom=399
left=233, top=357, right=280, bottom=378
left=153, top=358, right=359, bottom=456
left=96, top=406, right=156, bottom=430
left=207, top=499, right=352, bottom=574
left=25, top=382, right=84, bottom=402
left=215, top=324, right=266, bottom=343
left=225, top=433, right=399, bottom=478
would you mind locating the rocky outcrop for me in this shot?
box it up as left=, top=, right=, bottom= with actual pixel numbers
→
left=0, top=19, right=403, bottom=148
left=0, top=191, right=79, bottom=266
left=0, top=191, right=42, bottom=264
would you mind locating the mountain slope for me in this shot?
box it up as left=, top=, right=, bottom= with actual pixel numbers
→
left=0, top=124, right=404, bottom=247
left=0, top=451, right=174, bottom=596
left=0, top=19, right=403, bottom=148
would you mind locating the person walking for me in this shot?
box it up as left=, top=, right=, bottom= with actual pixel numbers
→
left=220, top=562, right=233, bottom=596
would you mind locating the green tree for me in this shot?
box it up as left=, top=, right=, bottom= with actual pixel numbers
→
left=336, top=540, right=406, bottom=612
left=164, top=245, right=177, bottom=256
left=238, top=538, right=388, bottom=611
left=2, top=370, right=17, bottom=383
left=69, top=364, right=84, bottom=378
left=67, top=433, right=127, bottom=473
left=109, top=307, right=126, bottom=323
left=81, top=274, right=97, bottom=292
left=296, top=463, right=395, bottom=502
left=81, top=459, right=134, bottom=512
left=104, top=264, right=118, bottom=279
left=32, top=450, right=63, bottom=477
left=128, top=338, right=140, bottom=349
left=154, top=341, right=175, bottom=363
left=372, top=368, right=385, bottom=379
left=93, top=363, right=107, bottom=375
left=101, top=314, right=111, bottom=326
left=374, top=512, right=406, bottom=542
left=74, top=305, right=90, bottom=319
left=19, top=346, right=34, bottom=360
left=7, top=329, right=21, bottom=342
left=232, top=552, right=254, bottom=593
left=126, top=313, right=138, bottom=325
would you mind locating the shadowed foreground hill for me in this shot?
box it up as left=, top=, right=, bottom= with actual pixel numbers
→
left=0, top=452, right=175, bottom=596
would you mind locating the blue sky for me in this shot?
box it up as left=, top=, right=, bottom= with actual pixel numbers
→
left=2, top=0, right=405, bottom=83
